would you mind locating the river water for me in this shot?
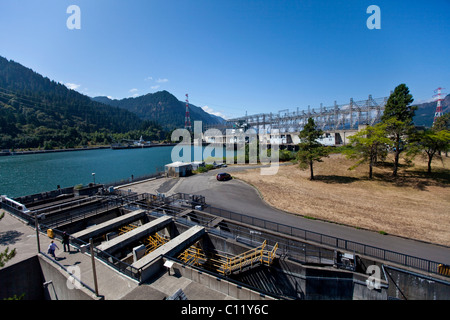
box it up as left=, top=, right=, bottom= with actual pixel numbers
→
left=0, top=146, right=180, bottom=198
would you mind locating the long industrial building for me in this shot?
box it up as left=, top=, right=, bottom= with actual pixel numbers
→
left=203, top=95, right=389, bottom=147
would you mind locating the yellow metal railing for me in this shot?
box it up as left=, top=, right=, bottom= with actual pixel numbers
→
left=221, top=241, right=277, bottom=275
left=178, top=240, right=279, bottom=276
left=438, top=264, right=450, bottom=277
left=178, top=245, right=207, bottom=266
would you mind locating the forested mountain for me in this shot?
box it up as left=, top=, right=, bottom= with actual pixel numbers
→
left=0, top=56, right=166, bottom=149
left=93, top=91, right=226, bottom=130
left=413, top=94, right=450, bottom=128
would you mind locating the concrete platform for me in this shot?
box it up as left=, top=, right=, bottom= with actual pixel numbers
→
left=120, top=271, right=235, bottom=300
left=132, top=225, right=205, bottom=270
left=0, top=211, right=263, bottom=300
left=0, top=209, right=38, bottom=266
left=97, top=215, right=172, bottom=253
left=72, top=209, right=146, bottom=241
left=0, top=210, right=139, bottom=300
left=132, top=225, right=205, bottom=282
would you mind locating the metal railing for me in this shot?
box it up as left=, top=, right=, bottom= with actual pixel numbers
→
left=103, top=171, right=164, bottom=189
left=38, top=222, right=141, bottom=281
left=137, top=193, right=448, bottom=276
left=198, top=204, right=445, bottom=276
left=36, top=200, right=121, bottom=229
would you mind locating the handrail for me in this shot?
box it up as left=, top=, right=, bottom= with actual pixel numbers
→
left=198, top=201, right=447, bottom=276
left=220, top=241, right=279, bottom=275
left=32, top=196, right=102, bottom=216
left=36, top=222, right=142, bottom=281
left=39, top=252, right=100, bottom=298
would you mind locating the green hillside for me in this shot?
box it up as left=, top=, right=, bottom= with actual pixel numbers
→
left=93, top=91, right=225, bottom=130
left=0, top=56, right=166, bottom=149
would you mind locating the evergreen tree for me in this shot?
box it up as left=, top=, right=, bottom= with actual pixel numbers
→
left=297, top=118, right=329, bottom=180
left=381, top=84, right=416, bottom=177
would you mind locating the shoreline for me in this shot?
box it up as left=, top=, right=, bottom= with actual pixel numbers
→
left=0, top=143, right=177, bottom=157
left=0, top=146, right=109, bottom=156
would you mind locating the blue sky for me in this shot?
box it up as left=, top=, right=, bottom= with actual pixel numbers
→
left=0, top=0, right=449, bottom=119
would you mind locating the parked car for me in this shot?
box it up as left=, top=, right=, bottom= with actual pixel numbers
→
left=216, top=173, right=232, bottom=181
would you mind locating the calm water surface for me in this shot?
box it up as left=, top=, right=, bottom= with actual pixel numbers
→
left=0, top=147, right=178, bottom=198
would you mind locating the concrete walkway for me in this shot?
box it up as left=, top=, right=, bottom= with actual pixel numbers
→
left=51, top=248, right=139, bottom=300
left=0, top=210, right=38, bottom=266
left=0, top=210, right=139, bottom=299
left=0, top=210, right=236, bottom=300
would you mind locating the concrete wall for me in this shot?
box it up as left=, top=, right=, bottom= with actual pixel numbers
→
left=0, top=255, right=45, bottom=300
left=0, top=254, right=101, bottom=300
left=170, top=260, right=275, bottom=300
left=230, top=257, right=388, bottom=300
left=385, top=267, right=450, bottom=300
left=37, top=254, right=101, bottom=300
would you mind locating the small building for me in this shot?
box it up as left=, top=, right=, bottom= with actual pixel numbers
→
left=165, top=162, right=192, bottom=177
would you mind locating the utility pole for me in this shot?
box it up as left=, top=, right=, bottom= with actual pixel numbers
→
left=89, top=238, right=99, bottom=296
left=35, top=215, right=41, bottom=253
left=185, top=94, right=192, bottom=132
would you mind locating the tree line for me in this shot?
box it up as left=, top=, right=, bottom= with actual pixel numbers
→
left=297, top=84, right=450, bottom=180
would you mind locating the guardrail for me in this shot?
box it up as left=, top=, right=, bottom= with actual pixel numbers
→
left=103, top=171, right=164, bottom=189
left=199, top=204, right=445, bottom=276
left=138, top=192, right=448, bottom=276
left=38, top=223, right=141, bottom=281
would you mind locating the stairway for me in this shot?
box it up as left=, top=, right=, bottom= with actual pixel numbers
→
left=219, top=241, right=278, bottom=275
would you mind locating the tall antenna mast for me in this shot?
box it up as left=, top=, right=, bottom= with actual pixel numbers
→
left=433, top=87, right=446, bottom=125
left=185, top=93, right=192, bottom=131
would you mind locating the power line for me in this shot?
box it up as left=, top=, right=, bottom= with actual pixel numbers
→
left=0, top=87, right=60, bottom=112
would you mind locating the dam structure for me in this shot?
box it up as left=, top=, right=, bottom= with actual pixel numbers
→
left=203, top=95, right=389, bottom=147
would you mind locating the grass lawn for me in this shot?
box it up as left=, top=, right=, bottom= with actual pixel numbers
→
left=233, top=153, right=450, bottom=246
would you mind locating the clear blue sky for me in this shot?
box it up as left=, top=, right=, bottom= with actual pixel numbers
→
left=0, top=0, right=449, bottom=119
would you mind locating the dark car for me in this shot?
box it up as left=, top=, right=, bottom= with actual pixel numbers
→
left=216, top=173, right=232, bottom=181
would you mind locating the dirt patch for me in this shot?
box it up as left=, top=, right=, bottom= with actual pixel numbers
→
left=233, top=154, right=450, bottom=246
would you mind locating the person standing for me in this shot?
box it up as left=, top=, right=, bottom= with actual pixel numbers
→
left=62, top=232, right=70, bottom=253
left=47, top=241, right=59, bottom=260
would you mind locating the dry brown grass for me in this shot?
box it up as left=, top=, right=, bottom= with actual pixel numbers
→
left=233, top=153, right=450, bottom=246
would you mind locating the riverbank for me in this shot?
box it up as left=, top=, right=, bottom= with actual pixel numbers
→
left=0, top=143, right=177, bottom=156
left=0, top=146, right=110, bottom=156
left=0, top=146, right=174, bottom=198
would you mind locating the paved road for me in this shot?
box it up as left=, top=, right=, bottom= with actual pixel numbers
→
left=168, top=166, right=450, bottom=265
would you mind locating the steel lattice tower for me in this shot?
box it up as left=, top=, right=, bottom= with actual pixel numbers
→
left=433, top=87, right=446, bottom=125
left=185, top=94, right=192, bottom=131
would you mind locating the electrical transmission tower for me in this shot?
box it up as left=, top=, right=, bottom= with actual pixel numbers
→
left=433, top=87, right=446, bottom=125
left=185, top=93, right=192, bottom=131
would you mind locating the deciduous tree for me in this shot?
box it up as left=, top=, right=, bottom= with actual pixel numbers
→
left=345, top=123, right=392, bottom=179
left=409, top=114, right=450, bottom=174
